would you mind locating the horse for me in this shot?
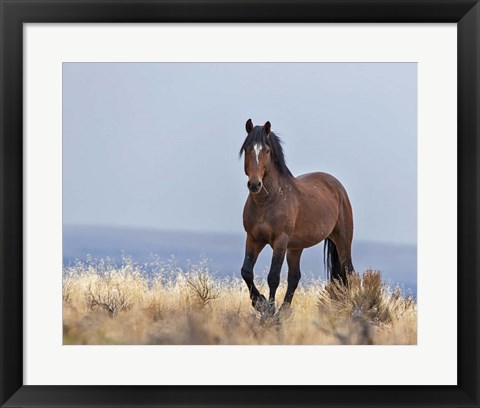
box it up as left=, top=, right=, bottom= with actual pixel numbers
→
left=239, top=119, right=355, bottom=315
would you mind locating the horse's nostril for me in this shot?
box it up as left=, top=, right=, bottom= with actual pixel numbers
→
left=248, top=180, right=262, bottom=192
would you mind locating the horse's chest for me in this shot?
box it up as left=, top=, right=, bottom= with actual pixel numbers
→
left=250, top=222, right=274, bottom=243
left=244, top=207, right=291, bottom=244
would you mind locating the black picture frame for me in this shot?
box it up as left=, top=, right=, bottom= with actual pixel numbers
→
left=1, top=1, right=479, bottom=407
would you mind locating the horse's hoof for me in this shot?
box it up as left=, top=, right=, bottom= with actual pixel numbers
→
left=276, top=303, right=292, bottom=319
left=265, top=302, right=276, bottom=316
left=258, top=303, right=278, bottom=324
left=252, top=294, right=267, bottom=312
left=259, top=302, right=276, bottom=321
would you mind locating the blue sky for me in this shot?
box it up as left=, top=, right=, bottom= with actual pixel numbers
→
left=63, top=62, right=417, bottom=245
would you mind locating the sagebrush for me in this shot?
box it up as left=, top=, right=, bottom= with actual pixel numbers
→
left=63, top=257, right=416, bottom=345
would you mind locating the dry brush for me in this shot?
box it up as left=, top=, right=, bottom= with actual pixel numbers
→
left=63, top=257, right=416, bottom=345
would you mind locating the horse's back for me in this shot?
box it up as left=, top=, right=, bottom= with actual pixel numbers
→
left=296, top=172, right=349, bottom=200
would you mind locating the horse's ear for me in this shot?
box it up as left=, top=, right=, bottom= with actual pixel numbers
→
left=264, top=121, right=271, bottom=135
left=246, top=119, right=253, bottom=134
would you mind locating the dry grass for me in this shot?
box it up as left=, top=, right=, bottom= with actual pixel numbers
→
left=63, top=258, right=416, bottom=345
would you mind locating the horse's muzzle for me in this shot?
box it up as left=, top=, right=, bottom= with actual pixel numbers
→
left=247, top=180, right=262, bottom=194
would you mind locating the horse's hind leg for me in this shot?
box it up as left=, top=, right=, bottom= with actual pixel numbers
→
left=241, top=235, right=267, bottom=311
left=282, top=248, right=303, bottom=307
left=329, top=227, right=354, bottom=283
left=329, top=203, right=355, bottom=283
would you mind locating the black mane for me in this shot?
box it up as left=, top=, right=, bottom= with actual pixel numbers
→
left=239, top=126, right=293, bottom=178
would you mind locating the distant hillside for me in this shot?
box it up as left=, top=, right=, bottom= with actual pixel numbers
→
left=63, top=225, right=417, bottom=296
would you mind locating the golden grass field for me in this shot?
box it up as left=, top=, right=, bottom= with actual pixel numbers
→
left=63, top=258, right=417, bottom=345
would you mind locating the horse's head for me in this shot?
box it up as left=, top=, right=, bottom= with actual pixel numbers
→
left=240, top=119, right=273, bottom=194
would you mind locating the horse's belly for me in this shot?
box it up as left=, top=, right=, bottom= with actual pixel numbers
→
left=288, top=205, right=336, bottom=249
left=288, top=229, right=326, bottom=249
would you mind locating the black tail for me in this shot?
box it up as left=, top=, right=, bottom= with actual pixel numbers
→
left=324, top=238, right=341, bottom=281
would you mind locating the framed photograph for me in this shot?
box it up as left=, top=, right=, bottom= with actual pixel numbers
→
left=1, top=0, right=478, bottom=407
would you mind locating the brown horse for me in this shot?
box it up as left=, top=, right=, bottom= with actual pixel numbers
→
left=240, top=119, right=354, bottom=315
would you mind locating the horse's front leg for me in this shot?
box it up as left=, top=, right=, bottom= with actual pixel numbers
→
left=241, top=235, right=267, bottom=311
left=266, top=234, right=289, bottom=315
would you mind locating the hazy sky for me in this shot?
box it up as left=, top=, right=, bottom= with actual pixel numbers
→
left=63, top=63, right=417, bottom=245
